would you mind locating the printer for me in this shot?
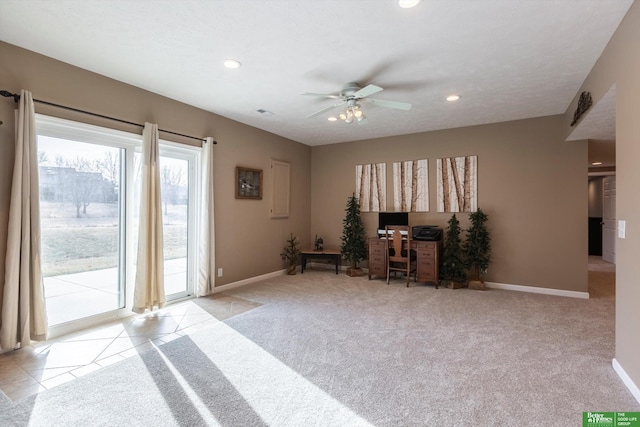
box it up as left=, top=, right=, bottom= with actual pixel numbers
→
left=412, top=225, right=443, bottom=241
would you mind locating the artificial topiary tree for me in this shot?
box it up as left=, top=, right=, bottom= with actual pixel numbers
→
left=440, top=213, right=467, bottom=287
left=464, top=208, right=491, bottom=284
left=280, top=233, right=301, bottom=275
left=341, top=193, right=368, bottom=276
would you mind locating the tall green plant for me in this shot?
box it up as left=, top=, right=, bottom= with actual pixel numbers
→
left=464, top=208, right=491, bottom=281
left=340, top=193, right=367, bottom=269
left=440, top=213, right=467, bottom=283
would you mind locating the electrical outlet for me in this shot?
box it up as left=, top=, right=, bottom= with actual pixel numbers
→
left=217, top=268, right=223, bottom=277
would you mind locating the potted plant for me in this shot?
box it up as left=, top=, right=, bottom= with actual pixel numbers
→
left=464, top=208, right=491, bottom=290
left=340, top=193, right=367, bottom=276
left=440, top=213, right=467, bottom=289
left=281, top=233, right=301, bottom=275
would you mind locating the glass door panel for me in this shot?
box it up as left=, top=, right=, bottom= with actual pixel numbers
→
left=160, top=156, right=190, bottom=297
left=38, top=136, right=123, bottom=325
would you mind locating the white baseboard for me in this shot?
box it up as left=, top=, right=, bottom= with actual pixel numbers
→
left=213, top=269, right=286, bottom=293
left=485, top=281, right=590, bottom=299
left=213, top=274, right=589, bottom=299
left=613, top=358, right=640, bottom=405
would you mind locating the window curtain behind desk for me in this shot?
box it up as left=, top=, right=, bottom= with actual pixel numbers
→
left=198, top=137, right=215, bottom=296
left=133, top=123, right=165, bottom=314
left=1, top=90, right=48, bottom=351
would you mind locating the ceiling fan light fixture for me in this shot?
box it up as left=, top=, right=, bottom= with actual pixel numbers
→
left=338, top=103, right=366, bottom=123
left=345, top=110, right=354, bottom=123
left=398, top=0, right=420, bottom=8
left=304, top=82, right=411, bottom=123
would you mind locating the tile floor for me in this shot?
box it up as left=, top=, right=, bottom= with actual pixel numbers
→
left=0, top=293, right=261, bottom=401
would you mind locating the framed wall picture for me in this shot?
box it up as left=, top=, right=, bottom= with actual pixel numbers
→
left=393, top=159, right=429, bottom=212
left=436, top=155, right=477, bottom=212
left=236, top=166, right=263, bottom=199
left=355, top=163, right=386, bottom=212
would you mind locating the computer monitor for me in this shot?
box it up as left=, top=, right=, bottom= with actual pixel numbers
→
left=378, top=212, right=409, bottom=230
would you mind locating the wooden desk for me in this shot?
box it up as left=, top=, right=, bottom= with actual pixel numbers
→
left=368, top=238, right=441, bottom=287
left=301, top=249, right=341, bottom=274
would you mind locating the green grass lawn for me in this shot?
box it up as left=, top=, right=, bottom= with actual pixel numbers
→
left=41, top=225, right=187, bottom=276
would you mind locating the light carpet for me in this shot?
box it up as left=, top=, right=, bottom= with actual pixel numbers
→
left=0, top=270, right=637, bottom=426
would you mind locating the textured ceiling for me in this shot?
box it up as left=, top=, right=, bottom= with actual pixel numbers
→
left=0, top=0, right=633, bottom=146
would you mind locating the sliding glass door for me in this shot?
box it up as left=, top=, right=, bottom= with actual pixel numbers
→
left=37, top=115, right=200, bottom=334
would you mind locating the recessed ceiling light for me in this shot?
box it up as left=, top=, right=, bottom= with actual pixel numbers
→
left=591, top=161, right=603, bottom=166
left=328, top=116, right=338, bottom=122
left=223, top=59, right=241, bottom=69
left=398, top=0, right=420, bottom=8
left=446, top=94, right=461, bottom=102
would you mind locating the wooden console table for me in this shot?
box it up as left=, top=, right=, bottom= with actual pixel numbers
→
left=301, top=249, right=341, bottom=274
left=368, top=238, right=441, bottom=287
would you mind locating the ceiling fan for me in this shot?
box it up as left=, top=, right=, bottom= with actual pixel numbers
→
left=303, top=82, right=412, bottom=124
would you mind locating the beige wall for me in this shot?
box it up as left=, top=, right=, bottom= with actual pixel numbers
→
left=0, top=42, right=311, bottom=296
left=563, top=1, right=640, bottom=398
left=311, top=115, right=588, bottom=292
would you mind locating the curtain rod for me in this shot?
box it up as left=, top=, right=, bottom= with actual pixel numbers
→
left=0, top=90, right=216, bottom=144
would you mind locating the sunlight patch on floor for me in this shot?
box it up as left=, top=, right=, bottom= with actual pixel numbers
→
left=189, top=321, right=374, bottom=426
left=150, top=341, right=223, bottom=426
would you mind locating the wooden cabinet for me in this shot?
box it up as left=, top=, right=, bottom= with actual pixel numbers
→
left=415, top=241, right=440, bottom=288
left=368, top=238, right=441, bottom=287
left=368, top=238, right=387, bottom=279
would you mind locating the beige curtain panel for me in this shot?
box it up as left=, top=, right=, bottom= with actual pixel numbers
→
left=1, top=90, right=48, bottom=351
left=132, top=123, right=166, bottom=314
left=197, top=137, right=215, bottom=297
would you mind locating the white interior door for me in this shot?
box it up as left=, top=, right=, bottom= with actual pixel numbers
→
left=602, top=175, right=616, bottom=264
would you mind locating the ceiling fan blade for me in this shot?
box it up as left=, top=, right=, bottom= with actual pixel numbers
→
left=302, top=92, right=341, bottom=99
left=353, top=84, right=383, bottom=99
left=305, top=101, right=345, bottom=118
left=364, top=98, right=412, bottom=111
